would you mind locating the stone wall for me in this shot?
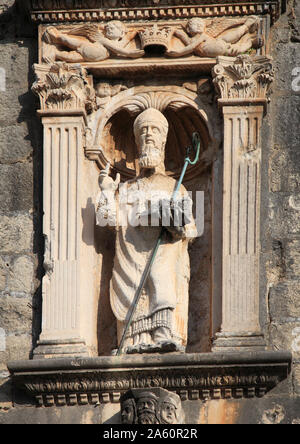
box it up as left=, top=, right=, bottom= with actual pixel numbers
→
left=0, top=0, right=300, bottom=424
left=262, top=0, right=300, bottom=401
left=0, top=0, right=43, bottom=411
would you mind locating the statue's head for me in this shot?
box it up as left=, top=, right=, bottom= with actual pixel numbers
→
left=134, top=108, right=169, bottom=170
left=121, top=398, right=136, bottom=425
left=136, top=391, right=159, bottom=424
left=105, top=20, right=126, bottom=41
left=187, top=18, right=206, bottom=36
left=159, top=395, right=181, bottom=424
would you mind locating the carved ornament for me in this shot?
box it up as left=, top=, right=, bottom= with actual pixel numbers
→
left=32, top=62, right=96, bottom=114
left=40, top=18, right=265, bottom=65
left=24, top=1, right=282, bottom=24
left=121, top=388, right=184, bottom=425
left=8, top=351, right=291, bottom=407
left=212, top=54, right=274, bottom=105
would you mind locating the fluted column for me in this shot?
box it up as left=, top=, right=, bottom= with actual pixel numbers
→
left=32, top=63, right=96, bottom=358
left=212, top=55, right=274, bottom=352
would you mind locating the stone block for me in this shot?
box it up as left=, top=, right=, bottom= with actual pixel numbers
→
left=269, top=147, right=300, bottom=193
left=7, top=256, right=35, bottom=293
left=272, top=96, right=300, bottom=149
left=0, top=43, right=36, bottom=124
left=0, top=214, right=33, bottom=254
left=269, top=282, right=300, bottom=321
left=272, top=44, right=300, bottom=92
left=0, top=328, right=5, bottom=353
left=0, top=257, right=8, bottom=291
left=269, top=194, right=300, bottom=238
left=283, top=238, right=300, bottom=280
left=292, top=364, right=300, bottom=396
left=0, top=163, right=33, bottom=213
left=0, top=123, right=33, bottom=164
left=0, top=294, right=32, bottom=334
left=0, top=334, right=32, bottom=363
left=269, top=322, right=300, bottom=360
left=0, top=377, right=12, bottom=411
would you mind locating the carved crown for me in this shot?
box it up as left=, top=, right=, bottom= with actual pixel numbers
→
left=139, top=25, right=172, bottom=51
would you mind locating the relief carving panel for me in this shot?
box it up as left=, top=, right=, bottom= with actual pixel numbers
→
left=40, top=17, right=265, bottom=64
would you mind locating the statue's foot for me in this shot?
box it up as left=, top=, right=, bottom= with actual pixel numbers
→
left=125, top=341, right=185, bottom=354
left=125, top=343, right=152, bottom=354
left=252, top=36, right=264, bottom=49
left=155, top=340, right=185, bottom=353
left=244, top=16, right=259, bottom=33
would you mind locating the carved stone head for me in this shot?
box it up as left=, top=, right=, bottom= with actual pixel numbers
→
left=136, top=391, right=159, bottom=424
left=121, top=398, right=137, bottom=425
left=159, top=394, right=184, bottom=424
left=105, top=20, right=126, bottom=41
left=120, top=388, right=184, bottom=425
left=187, top=18, right=206, bottom=36
left=133, top=108, right=169, bottom=170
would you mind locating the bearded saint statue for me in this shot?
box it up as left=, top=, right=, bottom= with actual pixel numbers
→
left=96, top=108, right=197, bottom=354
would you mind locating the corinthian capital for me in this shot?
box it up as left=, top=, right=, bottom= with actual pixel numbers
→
left=32, top=62, right=95, bottom=114
left=212, top=55, right=274, bottom=104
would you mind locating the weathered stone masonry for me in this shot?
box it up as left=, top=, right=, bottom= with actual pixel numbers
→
left=0, top=0, right=300, bottom=424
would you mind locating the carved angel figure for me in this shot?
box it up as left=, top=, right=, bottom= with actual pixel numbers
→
left=167, top=16, right=264, bottom=58
left=43, top=21, right=145, bottom=63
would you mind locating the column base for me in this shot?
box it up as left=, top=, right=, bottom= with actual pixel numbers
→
left=212, top=332, right=266, bottom=353
left=33, top=339, right=90, bottom=360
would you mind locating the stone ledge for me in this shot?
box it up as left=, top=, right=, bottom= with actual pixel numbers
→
left=8, top=351, right=292, bottom=407
left=80, top=57, right=217, bottom=78
left=23, top=1, right=282, bottom=24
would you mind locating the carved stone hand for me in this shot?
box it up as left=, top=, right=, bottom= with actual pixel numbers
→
left=98, top=163, right=120, bottom=192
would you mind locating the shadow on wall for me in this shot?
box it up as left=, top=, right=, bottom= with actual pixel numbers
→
left=95, top=222, right=118, bottom=356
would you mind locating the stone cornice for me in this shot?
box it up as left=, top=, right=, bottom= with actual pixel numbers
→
left=23, top=1, right=283, bottom=24
left=8, top=351, right=291, bottom=407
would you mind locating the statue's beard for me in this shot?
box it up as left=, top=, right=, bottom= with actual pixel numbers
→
left=138, top=411, right=157, bottom=424
left=139, top=145, right=164, bottom=169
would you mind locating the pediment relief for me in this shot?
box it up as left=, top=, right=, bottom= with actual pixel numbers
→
left=40, top=17, right=265, bottom=65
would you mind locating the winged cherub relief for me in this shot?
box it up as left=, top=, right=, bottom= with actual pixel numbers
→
left=167, top=16, right=264, bottom=58
left=42, top=21, right=145, bottom=63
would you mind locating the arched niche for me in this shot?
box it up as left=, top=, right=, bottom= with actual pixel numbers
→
left=89, top=86, right=221, bottom=182
left=91, top=85, right=222, bottom=354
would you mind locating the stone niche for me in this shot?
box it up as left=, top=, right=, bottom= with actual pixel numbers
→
left=9, top=0, right=291, bottom=424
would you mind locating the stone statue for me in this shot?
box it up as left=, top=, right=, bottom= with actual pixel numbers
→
left=96, top=108, right=196, bottom=354
left=120, top=388, right=184, bottom=425
left=43, top=21, right=144, bottom=63
left=167, top=16, right=263, bottom=58
left=95, top=82, right=128, bottom=109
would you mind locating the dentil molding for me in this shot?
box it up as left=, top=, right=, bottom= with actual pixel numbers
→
left=23, top=1, right=284, bottom=24
left=8, top=351, right=291, bottom=408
